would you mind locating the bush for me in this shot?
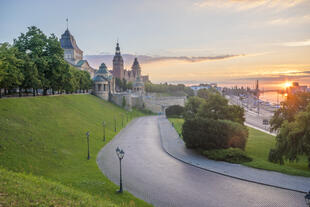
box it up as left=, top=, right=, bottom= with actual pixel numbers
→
left=182, top=118, right=248, bottom=150
left=203, top=148, right=252, bottom=163
left=165, top=105, right=184, bottom=118
left=268, top=149, right=284, bottom=165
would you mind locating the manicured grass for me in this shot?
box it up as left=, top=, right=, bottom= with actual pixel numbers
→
left=244, top=127, right=310, bottom=177
left=0, top=94, right=152, bottom=207
left=0, top=167, right=116, bottom=207
left=168, top=118, right=184, bottom=138
left=169, top=118, right=310, bottom=177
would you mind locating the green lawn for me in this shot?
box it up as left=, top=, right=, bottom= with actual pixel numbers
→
left=169, top=118, right=310, bottom=177
left=0, top=94, right=152, bottom=207
left=168, top=118, right=184, bottom=138
left=244, top=127, right=310, bottom=177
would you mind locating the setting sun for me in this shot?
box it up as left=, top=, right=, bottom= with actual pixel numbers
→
left=283, top=82, right=292, bottom=88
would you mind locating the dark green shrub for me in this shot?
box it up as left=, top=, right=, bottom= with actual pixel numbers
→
left=165, top=105, right=184, bottom=118
left=203, top=148, right=252, bottom=163
left=182, top=118, right=248, bottom=150
left=268, top=149, right=284, bottom=165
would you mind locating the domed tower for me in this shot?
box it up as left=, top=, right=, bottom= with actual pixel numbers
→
left=92, top=63, right=114, bottom=100
left=112, top=42, right=124, bottom=80
left=131, top=57, right=141, bottom=78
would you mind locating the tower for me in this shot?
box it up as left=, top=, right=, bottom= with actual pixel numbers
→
left=131, top=57, right=141, bottom=78
left=112, top=42, right=124, bottom=80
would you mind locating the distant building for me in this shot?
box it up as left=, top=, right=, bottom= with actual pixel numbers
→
left=60, top=29, right=96, bottom=78
left=287, top=82, right=308, bottom=94
left=92, top=63, right=115, bottom=100
left=112, top=42, right=149, bottom=85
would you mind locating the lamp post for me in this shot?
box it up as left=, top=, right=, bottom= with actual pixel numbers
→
left=114, top=116, right=116, bottom=132
left=102, top=121, right=106, bottom=142
left=305, top=191, right=310, bottom=207
left=116, top=147, right=125, bottom=193
left=86, top=131, right=90, bottom=160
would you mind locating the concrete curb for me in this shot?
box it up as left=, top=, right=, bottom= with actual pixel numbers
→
left=157, top=116, right=308, bottom=194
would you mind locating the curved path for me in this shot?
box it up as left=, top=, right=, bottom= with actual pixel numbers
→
left=97, top=116, right=306, bottom=207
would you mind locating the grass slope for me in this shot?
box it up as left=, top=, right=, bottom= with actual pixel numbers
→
left=0, top=167, right=116, bottom=207
left=0, top=94, right=151, bottom=207
left=169, top=118, right=310, bottom=177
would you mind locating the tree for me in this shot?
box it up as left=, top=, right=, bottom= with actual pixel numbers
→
left=127, top=82, right=133, bottom=90
left=0, top=43, right=24, bottom=95
left=122, top=96, right=126, bottom=108
left=270, top=92, right=310, bottom=132
left=269, top=102, right=310, bottom=167
left=14, top=26, right=49, bottom=94
left=197, top=88, right=219, bottom=99
left=197, top=93, right=229, bottom=120
left=226, top=105, right=245, bottom=125
left=183, top=96, right=205, bottom=119
left=15, top=50, right=41, bottom=96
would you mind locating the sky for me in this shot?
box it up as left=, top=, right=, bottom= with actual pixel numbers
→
left=1, top=0, right=310, bottom=89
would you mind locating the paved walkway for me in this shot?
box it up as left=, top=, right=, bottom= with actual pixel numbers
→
left=158, top=116, right=310, bottom=193
left=97, top=116, right=305, bottom=207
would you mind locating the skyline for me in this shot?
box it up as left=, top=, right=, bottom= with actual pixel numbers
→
left=1, top=0, right=310, bottom=88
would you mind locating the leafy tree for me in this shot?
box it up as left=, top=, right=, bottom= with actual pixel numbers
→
left=197, top=88, right=219, bottom=99
left=0, top=43, right=24, bottom=95
left=14, top=26, right=49, bottom=94
left=183, top=96, right=205, bottom=119
left=226, top=105, right=245, bottom=125
left=270, top=92, right=310, bottom=132
left=270, top=102, right=310, bottom=167
left=197, top=93, right=229, bottom=120
left=127, top=82, right=133, bottom=90
left=15, top=50, right=41, bottom=96
left=122, top=96, right=126, bottom=108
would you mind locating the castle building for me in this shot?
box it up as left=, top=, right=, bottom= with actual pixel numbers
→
left=60, top=29, right=96, bottom=78
left=112, top=42, right=149, bottom=84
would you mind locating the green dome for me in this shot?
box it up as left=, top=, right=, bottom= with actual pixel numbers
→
left=98, top=63, right=108, bottom=74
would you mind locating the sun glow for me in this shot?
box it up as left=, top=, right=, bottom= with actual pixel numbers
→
left=283, top=82, right=292, bottom=88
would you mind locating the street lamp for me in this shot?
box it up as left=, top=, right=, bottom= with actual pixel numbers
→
left=114, top=116, right=116, bottom=132
left=116, top=147, right=125, bottom=193
left=86, top=131, right=90, bottom=160
left=102, top=121, right=106, bottom=142
left=305, top=191, right=310, bottom=207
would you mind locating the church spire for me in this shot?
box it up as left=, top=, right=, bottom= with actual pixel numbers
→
left=66, top=18, right=69, bottom=30
left=115, top=41, right=121, bottom=55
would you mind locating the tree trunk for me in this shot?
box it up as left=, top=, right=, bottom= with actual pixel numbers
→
left=33, top=88, right=36, bottom=96
left=43, top=88, right=47, bottom=96
left=19, top=88, right=22, bottom=97
left=0, top=89, right=2, bottom=98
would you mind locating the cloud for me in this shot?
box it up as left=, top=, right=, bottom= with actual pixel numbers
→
left=282, top=39, right=310, bottom=47
left=268, top=15, right=310, bottom=25
left=232, top=70, right=310, bottom=82
left=194, top=0, right=306, bottom=11
left=85, top=53, right=245, bottom=69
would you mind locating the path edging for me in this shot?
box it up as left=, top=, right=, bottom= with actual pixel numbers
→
left=157, top=116, right=307, bottom=194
